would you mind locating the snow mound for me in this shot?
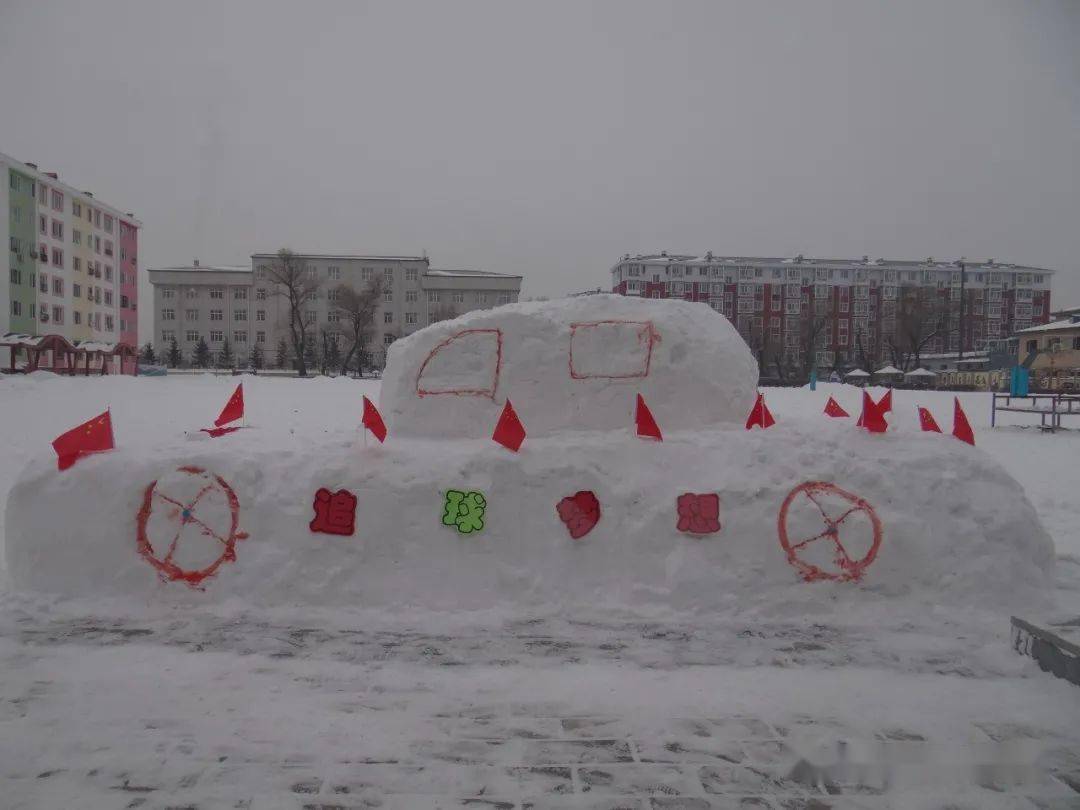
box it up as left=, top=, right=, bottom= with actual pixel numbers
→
left=380, top=295, right=759, bottom=438
left=3, top=419, right=1054, bottom=613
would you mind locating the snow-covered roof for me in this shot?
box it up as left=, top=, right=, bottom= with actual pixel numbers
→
left=613, top=253, right=1054, bottom=274
left=425, top=269, right=522, bottom=279
left=250, top=253, right=427, bottom=262
left=74, top=341, right=118, bottom=353
left=1014, top=319, right=1080, bottom=335
left=874, top=365, right=904, bottom=375
left=150, top=265, right=250, bottom=273
left=844, top=368, right=870, bottom=377
left=0, top=332, right=48, bottom=347
left=905, top=367, right=937, bottom=377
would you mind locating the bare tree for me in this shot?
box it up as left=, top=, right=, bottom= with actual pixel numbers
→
left=799, top=312, right=831, bottom=380
left=430, top=304, right=458, bottom=323
left=265, top=249, right=320, bottom=377
left=334, top=276, right=383, bottom=378
left=892, top=289, right=951, bottom=370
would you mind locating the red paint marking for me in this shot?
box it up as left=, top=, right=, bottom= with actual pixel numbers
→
left=568, top=320, right=658, bottom=380
left=777, top=481, right=882, bottom=583
left=135, top=466, right=246, bottom=588
left=415, top=328, right=503, bottom=399
left=676, top=493, right=722, bottom=535
left=309, top=487, right=357, bottom=536
left=556, top=491, right=601, bottom=539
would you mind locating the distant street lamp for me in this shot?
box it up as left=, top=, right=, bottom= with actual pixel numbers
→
left=957, top=257, right=967, bottom=361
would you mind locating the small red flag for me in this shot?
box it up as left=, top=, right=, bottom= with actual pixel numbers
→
left=917, top=406, right=942, bottom=433
left=214, top=383, right=244, bottom=427
left=952, top=397, right=975, bottom=445
left=858, top=390, right=888, bottom=433
left=362, top=395, right=387, bottom=443
left=745, top=392, right=776, bottom=430
left=878, top=389, right=893, bottom=414
left=52, top=409, right=115, bottom=470
left=492, top=399, right=526, bottom=452
left=635, top=394, right=663, bottom=441
left=824, top=396, right=849, bottom=418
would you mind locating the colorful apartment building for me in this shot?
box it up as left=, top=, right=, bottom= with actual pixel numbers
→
left=2, top=150, right=141, bottom=368
left=611, top=253, right=1054, bottom=374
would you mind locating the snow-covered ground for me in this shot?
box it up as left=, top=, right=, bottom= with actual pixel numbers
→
left=1, top=373, right=1079, bottom=809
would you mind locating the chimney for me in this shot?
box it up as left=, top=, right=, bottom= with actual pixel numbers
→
left=84, top=191, right=94, bottom=198
left=45, top=172, right=58, bottom=179
left=660, top=250, right=667, bottom=257
left=193, top=259, right=200, bottom=268
left=862, top=255, right=870, bottom=263
left=24, top=162, right=38, bottom=170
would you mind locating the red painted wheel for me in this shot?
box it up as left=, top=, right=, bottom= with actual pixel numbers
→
left=778, top=481, right=883, bottom=582
left=136, top=466, right=247, bottom=587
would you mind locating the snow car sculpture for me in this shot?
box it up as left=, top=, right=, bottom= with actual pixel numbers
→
left=4, top=296, right=1054, bottom=612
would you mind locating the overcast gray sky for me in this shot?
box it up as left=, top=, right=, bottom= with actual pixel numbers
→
left=2, top=0, right=1077, bottom=339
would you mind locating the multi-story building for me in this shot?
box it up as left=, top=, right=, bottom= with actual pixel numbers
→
left=148, top=254, right=521, bottom=367
left=2, top=151, right=140, bottom=365
left=611, top=252, right=1054, bottom=372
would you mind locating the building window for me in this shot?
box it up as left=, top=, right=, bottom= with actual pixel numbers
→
left=498, top=294, right=511, bottom=304
left=405, top=290, right=417, bottom=303
left=256, top=288, right=267, bottom=300
left=234, top=331, right=247, bottom=343
left=186, top=330, right=199, bottom=342
left=104, top=265, right=112, bottom=281
left=383, top=290, right=393, bottom=303
left=162, top=308, right=175, bottom=321
left=383, top=333, right=395, bottom=345
left=327, top=311, right=340, bottom=323
left=453, top=292, right=465, bottom=304
left=186, top=309, right=200, bottom=320
left=39, top=274, right=48, bottom=293
left=53, top=306, right=64, bottom=324
left=51, top=190, right=63, bottom=211
left=161, top=330, right=175, bottom=342
left=383, top=268, right=394, bottom=280
left=11, top=300, right=20, bottom=317
left=120, top=294, right=129, bottom=308
left=231, top=288, right=247, bottom=300
left=233, top=310, right=246, bottom=321
left=405, top=312, right=417, bottom=325
left=478, top=293, right=488, bottom=304
left=256, top=331, right=266, bottom=343
left=161, top=288, right=174, bottom=298
left=209, top=288, right=223, bottom=299
left=210, top=330, right=223, bottom=343
left=406, top=268, right=418, bottom=282
left=51, top=248, right=63, bottom=267
left=186, top=288, right=199, bottom=299
left=305, top=310, right=316, bottom=325
left=328, top=265, right=340, bottom=280
left=256, top=310, right=266, bottom=321
left=428, top=291, right=440, bottom=303
left=362, top=268, right=373, bottom=281
left=104, top=240, right=113, bottom=257
left=51, top=219, right=63, bottom=239
left=384, top=311, right=393, bottom=324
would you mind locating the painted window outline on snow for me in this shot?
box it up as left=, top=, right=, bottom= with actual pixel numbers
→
left=415, top=328, right=503, bottom=399
left=568, top=320, right=658, bottom=380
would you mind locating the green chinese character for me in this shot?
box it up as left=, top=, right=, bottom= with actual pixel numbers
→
left=442, top=489, right=486, bottom=534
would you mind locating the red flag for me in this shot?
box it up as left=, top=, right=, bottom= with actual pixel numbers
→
left=917, top=406, right=942, bottom=433
left=200, top=426, right=242, bottom=438
left=877, top=389, right=893, bottom=413
left=214, top=383, right=244, bottom=427
left=52, top=409, right=115, bottom=470
left=952, top=397, right=975, bottom=445
left=824, top=396, right=849, bottom=418
left=858, top=391, right=888, bottom=433
left=492, top=399, right=526, bottom=452
left=635, top=394, right=663, bottom=441
left=745, top=392, right=776, bottom=430
left=362, top=395, right=387, bottom=443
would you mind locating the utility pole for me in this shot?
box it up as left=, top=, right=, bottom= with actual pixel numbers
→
left=957, top=257, right=966, bottom=361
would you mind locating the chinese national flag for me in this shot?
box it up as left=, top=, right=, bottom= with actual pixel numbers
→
left=492, top=399, right=526, bottom=452
left=824, top=396, right=849, bottom=418
left=214, top=383, right=244, bottom=427
left=52, top=409, right=114, bottom=470
left=877, top=389, right=893, bottom=414
left=635, top=394, right=663, bottom=441
left=745, top=392, right=776, bottom=430
left=858, top=391, right=888, bottom=433
left=362, top=395, right=387, bottom=443
left=953, top=397, right=975, bottom=445
left=917, top=406, right=942, bottom=433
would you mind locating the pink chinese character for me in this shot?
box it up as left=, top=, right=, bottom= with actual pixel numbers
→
left=676, top=493, right=721, bottom=535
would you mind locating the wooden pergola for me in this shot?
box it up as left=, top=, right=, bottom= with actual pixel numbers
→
left=1, top=333, right=139, bottom=376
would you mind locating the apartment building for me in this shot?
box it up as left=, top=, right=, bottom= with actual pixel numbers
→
left=2, top=151, right=140, bottom=363
left=611, top=252, right=1054, bottom=371
left=148, top=254, right=521, bottom=367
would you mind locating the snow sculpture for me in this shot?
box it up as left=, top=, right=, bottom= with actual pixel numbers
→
left=381, top=295, right=759, bottom=438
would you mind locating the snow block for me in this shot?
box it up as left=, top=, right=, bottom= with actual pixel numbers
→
left=4, top=421, right=1054, bottom=612
left=380, top=295, right=760, bottom=438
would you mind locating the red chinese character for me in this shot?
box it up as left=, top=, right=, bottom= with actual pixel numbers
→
left=676, top=493, right=721, bottom=535
left=556, top=491, right=601, bottom=540
left=310, top=488, right=357, bottom=536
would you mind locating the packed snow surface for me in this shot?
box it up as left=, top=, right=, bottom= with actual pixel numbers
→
left=380, top=295, right=760, bottom=437
left=1, top=372, right=1079, bottom=808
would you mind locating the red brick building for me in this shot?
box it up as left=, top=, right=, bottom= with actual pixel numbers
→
left=611, top=253, right=1053, bottom=374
